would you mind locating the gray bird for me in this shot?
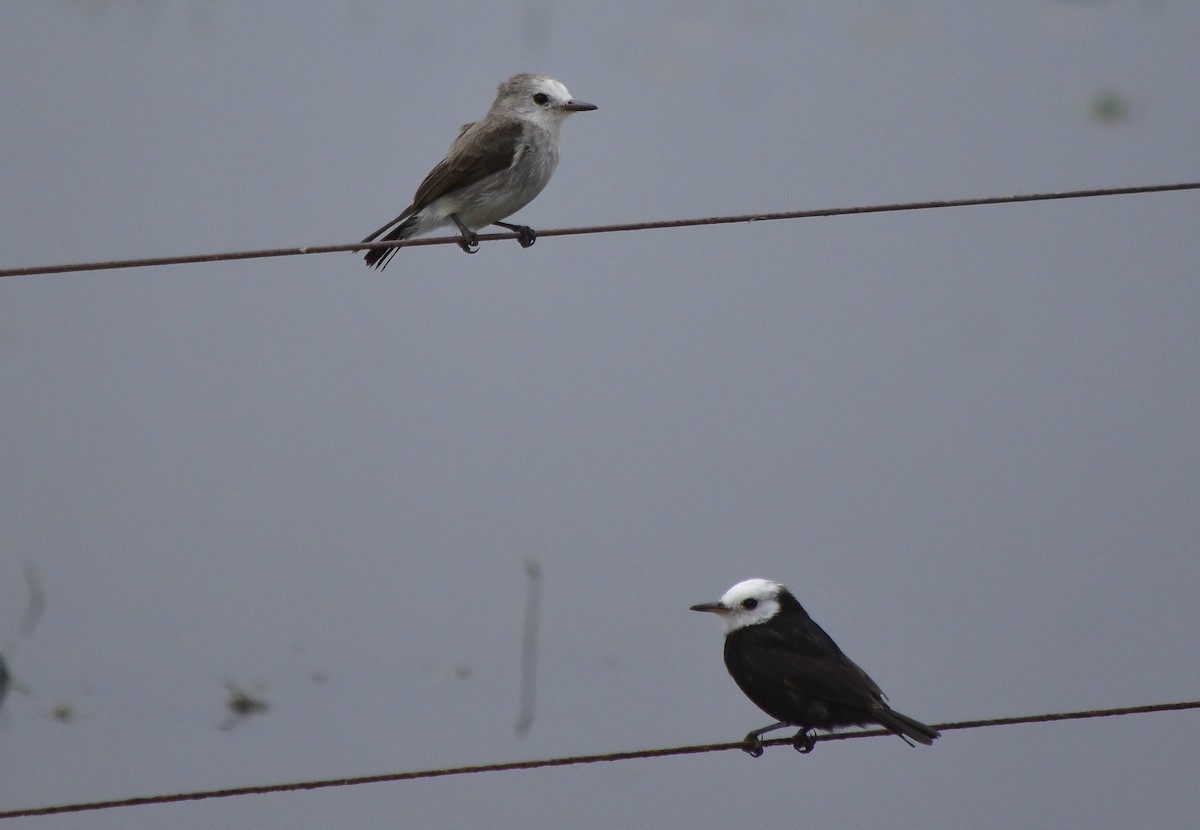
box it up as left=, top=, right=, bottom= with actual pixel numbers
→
left=362, top=73, right=596, bottom=269
left=692, top=578, right=939, bottom=756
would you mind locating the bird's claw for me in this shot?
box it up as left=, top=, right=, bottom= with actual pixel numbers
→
left=792, top=729, right=815, bottom=754
left=492, top=221, right=537, bottom=248
left=457, top=232, right=480, bottom=254
left=741, top=733, right=765, bottom=758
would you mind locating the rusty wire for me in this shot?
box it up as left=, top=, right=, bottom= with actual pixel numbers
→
left=2, top=182, right=1197, bottom=278
left=1, top=699, right=1196, bottom=820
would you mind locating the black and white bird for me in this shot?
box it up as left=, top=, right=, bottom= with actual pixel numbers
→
left=361, top=73, right=596, bottom=269
left=691, top=578, right=939, bottom=756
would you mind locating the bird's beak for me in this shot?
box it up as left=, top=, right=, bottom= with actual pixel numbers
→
left=562, top=99, right=597, bottom=112
left=690, top=601, right=729, bottom=615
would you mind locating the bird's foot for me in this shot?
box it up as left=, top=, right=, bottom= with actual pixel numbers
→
left=449, top=214, right=479, bottom=254
left=457, top=231, right=479, bottom=254
left=514, top=225, right=536, bottom=248
left=494, top=221, right=537, bottom=248
left=791, top=729, right=816, bottom=754
left=741, top=732, right=765, bottom=758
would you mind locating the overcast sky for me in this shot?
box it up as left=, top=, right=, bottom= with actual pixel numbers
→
left=2, top=2, right=1199, bottom=828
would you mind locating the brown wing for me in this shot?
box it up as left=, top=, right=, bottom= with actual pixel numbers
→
left=410, top=118, right=523, bottom=210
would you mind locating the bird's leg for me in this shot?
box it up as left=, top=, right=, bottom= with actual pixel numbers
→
left=450, top=214, right=479, bottom=254
left=791, top=727, right=816, bottom=754
left=741, top=721, right=789, bottom=758
left=492, top=220, right=537, bottom=248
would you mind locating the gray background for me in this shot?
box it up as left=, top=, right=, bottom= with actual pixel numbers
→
left=2, top=2, right=1199, bottom=828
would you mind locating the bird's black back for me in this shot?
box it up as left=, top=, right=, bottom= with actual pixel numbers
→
left=722, top=591, right=891, bottom=731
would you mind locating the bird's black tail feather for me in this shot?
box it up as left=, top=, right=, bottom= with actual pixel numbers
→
left=362, top=211, right=419, bottom=270
left=876, top=708, right=940, bottom=746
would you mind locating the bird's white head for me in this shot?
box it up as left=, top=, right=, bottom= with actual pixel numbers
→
left=494, top=73, right=597, bottom=130
left=690, top=578, right=787, bottom=634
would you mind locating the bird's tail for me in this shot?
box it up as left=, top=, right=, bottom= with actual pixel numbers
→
left=362, top=210, right=420, bottom=270
left=876, top=708, right=940, bottom=746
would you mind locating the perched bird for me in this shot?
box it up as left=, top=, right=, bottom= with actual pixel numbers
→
left=691, top=578, right=939, bottom=756
left=361, top=73, right=596, bottom=269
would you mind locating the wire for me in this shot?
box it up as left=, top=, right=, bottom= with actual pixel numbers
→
left=1, top=182, right=1197, bottom=278
left=1, top=699, right=1195, bottom=820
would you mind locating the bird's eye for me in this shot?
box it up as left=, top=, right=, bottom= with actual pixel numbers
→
left=532, top=93, right=550, bottom=106
left=741, top=598, right=758, bottom=610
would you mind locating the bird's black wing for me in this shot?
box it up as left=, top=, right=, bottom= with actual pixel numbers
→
left=728, top=618, right=887, bottom=713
